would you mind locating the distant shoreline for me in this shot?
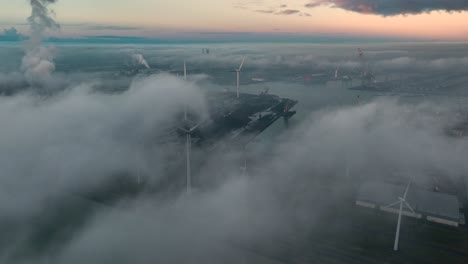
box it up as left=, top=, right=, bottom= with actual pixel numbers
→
left=1, top=35, right=459, bottom=46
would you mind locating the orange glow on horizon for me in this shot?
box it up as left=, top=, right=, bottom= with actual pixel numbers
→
left=0, top=1, right=467, bottom=40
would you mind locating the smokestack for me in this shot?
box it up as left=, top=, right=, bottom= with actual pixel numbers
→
left=22, top=0, right=60, bottom=85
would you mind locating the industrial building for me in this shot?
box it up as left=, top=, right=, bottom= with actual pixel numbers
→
left=356, top=181, right=465, bottom=227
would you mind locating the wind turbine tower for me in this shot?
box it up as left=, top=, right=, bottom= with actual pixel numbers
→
left=183, top=61, right=188, bottom=121
left=180, top=60, right=203, bottom=194
left=382, top=180, right=417, bottom=251
left=179, top=122, right=202, bottom=194
left=235, top=57, right=246, bottom=98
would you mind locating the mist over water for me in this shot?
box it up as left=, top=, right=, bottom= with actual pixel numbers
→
left=1, top=41, right=468, bottom=263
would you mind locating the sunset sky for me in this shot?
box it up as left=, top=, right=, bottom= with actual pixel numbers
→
left=1, top=0, right=468, bottom=41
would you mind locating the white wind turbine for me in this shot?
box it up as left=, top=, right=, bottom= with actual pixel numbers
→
left=240, top=158, right=248, bottom=177
left=179, top=60, right=204, bottom=194
left=183, top=60, right=188, bottom=121
left=235, top=57, right=246, bottom=98
left=382, top=180, right=417, bottom=251
left=240, top=147, right=248, bottom=177
left=179, top=121, right=203, bottom=195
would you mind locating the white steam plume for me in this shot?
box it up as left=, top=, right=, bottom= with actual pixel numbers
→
left=132, top=54, right=151, bottom=69
left=21, top=0, right=60, bottom=85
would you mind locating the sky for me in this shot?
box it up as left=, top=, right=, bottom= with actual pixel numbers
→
left=1, top=0, right=468, bottom=41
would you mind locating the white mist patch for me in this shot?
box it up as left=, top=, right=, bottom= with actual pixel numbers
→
left=56, top=175, right=290, bottom=264
left=272, top=99, right=468, bottom=184
left=29, top=99, right=468, bottom=264
left=0, top=74, right=206, bottom=221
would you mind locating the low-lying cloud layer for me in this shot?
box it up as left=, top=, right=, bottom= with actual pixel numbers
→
left=0, top=74, right=205, bottom=219
left=2, top=82, right=467, bottom=263
left=3, top=43, right=468, bottom=95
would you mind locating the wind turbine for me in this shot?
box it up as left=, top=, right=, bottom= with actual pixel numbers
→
left=382, top=180, right=417, bottom=251
left=179, top=121, right=203, bottom=194
left=183, top=61, right=188, bottom=121
left=235, top=57, right=246, bottom=98
left=240, top=146, right=248, bottom=176
left=180, top=60, right=204, bottom=194
left=240, top=157, right=248, bottom=176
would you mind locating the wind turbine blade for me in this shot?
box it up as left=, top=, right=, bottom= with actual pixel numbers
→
left=238, top=57, right=245, bottom=71
left=186, top=133, right=191, bottom=194
left=394, top=201, right=404, bottom=251
left=189, top=121, right=204, bottom=132
left=403, top=201, right=417, bottom=216
left=177, top=127, right=189, bottom=133
left=383, top=200, right=402, bottom=209
left=237, top=71, right=240, bottom=98
left=403, top=180, right=411, bottom=199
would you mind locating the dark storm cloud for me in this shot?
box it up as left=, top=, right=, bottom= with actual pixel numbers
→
left=305, top=0, right=468, bottom=16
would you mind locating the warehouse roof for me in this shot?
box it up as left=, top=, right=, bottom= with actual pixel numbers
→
left=357, top=181, right=461, bottom=221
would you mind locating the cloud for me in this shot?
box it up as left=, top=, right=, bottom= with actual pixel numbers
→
left=255, top=10, right=275, bottom=14
left=0, top=27, right=25, bottom=41
left=305, top=2, right=321, bottom=8
left=304, top=0, right=468, bottom=16
left=6, top=93, right=468, bottom=263
left=235, top=1, right=311, bottom=17
left=276, top=9, right=301, bottom=15
left=373, top=56, right=468, bottom=71
left=0, top=74, right=210, bottom=260
left=85, top=25, right=142, bottom=31
left=56, top=176, right=290, bottom=264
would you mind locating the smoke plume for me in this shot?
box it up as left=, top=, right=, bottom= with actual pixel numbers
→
left=131, top=54, right=151, bottom=69
left=21, top=0, right=60, bottom=84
